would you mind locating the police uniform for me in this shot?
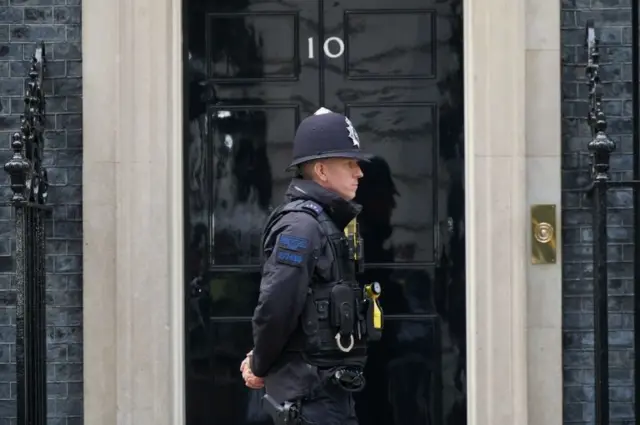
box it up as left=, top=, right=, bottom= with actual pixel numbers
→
left=250, top=109, right=382, bottom=425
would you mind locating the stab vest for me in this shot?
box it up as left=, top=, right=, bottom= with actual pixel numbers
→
left=261, top=199, right=376, bottom=369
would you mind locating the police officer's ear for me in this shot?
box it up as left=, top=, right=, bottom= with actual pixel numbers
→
left=312, top=161, right=330, bottom=182
left=298, top=161, right=322, bottom=181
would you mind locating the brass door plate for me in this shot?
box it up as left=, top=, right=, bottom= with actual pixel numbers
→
left=531, top=204, right=557, bottom=264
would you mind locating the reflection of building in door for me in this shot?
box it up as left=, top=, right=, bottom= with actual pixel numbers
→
left=183, top=0, right=466, bottom=424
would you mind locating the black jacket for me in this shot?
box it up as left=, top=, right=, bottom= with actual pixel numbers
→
left=250, top=178, right=361, bottom=401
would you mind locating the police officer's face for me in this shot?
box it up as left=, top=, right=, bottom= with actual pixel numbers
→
left=314, top=158, right=364, bottom=200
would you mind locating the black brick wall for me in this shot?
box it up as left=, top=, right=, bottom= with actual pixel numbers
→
left=0, top=1, right=82, bottom=424
left=561, top=0, right=635, bottom=424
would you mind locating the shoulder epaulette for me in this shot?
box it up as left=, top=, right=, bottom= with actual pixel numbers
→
left=279, top=199, right=324, bottom=218
left=300, top=201, right=323, bottom=217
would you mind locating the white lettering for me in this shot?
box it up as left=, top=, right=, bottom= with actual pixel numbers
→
left=307, top=37, right=315, bottom=59
left=323, top=36, right=345, bottom=59
left=307, top=36, right=345, bottom=59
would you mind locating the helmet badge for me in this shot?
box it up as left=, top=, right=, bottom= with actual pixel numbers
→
left=311, top=107, right=360, bottom=148
left=345, top=117, right=360, bottom=148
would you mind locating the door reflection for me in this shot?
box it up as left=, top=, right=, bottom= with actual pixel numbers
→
left=209, top=107, right=273, bottom=265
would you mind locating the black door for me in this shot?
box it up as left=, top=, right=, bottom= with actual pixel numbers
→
left=183, top=0, right=466, bottom=424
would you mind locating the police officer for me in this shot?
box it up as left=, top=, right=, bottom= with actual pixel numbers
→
left=239, top=108, right=383, bottom=425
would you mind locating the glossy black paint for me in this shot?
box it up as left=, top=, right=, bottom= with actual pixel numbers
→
left=4, top=43, right=49, bottom=425
left=183, top=1, right=465, bottom=424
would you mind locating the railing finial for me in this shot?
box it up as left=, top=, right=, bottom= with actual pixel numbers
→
left=4, top=41, right=48, bottom=205
left=585, top=19, right=616, bottom=181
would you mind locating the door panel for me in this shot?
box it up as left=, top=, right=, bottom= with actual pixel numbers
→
left=207, top=13, right=299, bottom=80
left=207, top=105, right=300, bottom=265
left=184, top=0, right=466, bottom=424
left=349, top=105, right=438, bottom=264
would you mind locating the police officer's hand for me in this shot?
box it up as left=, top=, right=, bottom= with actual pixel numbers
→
left=240, top=351, right=265, bottom=390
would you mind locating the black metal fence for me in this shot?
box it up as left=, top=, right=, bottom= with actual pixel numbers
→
left=584, top=20, right=640, bottom=425
left=3, top=42, right=49, bottom=425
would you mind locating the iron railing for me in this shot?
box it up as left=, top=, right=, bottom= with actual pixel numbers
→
left=584, top=20, right=640, bottom=425
left=3, top=42, right=49, bottom=425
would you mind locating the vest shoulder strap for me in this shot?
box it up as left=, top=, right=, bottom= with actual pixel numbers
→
left=260, top=200, right=330, bottom=257
left=296, top=201, right=341, bottom=238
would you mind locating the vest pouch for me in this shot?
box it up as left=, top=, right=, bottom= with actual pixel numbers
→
left=330, top=284, right=356, bottom=337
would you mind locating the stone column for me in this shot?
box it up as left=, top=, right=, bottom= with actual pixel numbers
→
left=463, top=0, right=529, bottom=424
left=524, top=0, right=563, bottom=423
left=82, top=0, right=185, bottom=424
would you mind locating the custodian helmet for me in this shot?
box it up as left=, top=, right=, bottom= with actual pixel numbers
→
left=286, top=108, right=373, bottom=171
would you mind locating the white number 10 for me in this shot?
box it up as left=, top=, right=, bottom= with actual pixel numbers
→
left=307, top=36, right=345, bottom=59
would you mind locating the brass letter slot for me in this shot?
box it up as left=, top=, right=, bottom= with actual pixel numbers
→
left=531, top=204, right=557, bottom=265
